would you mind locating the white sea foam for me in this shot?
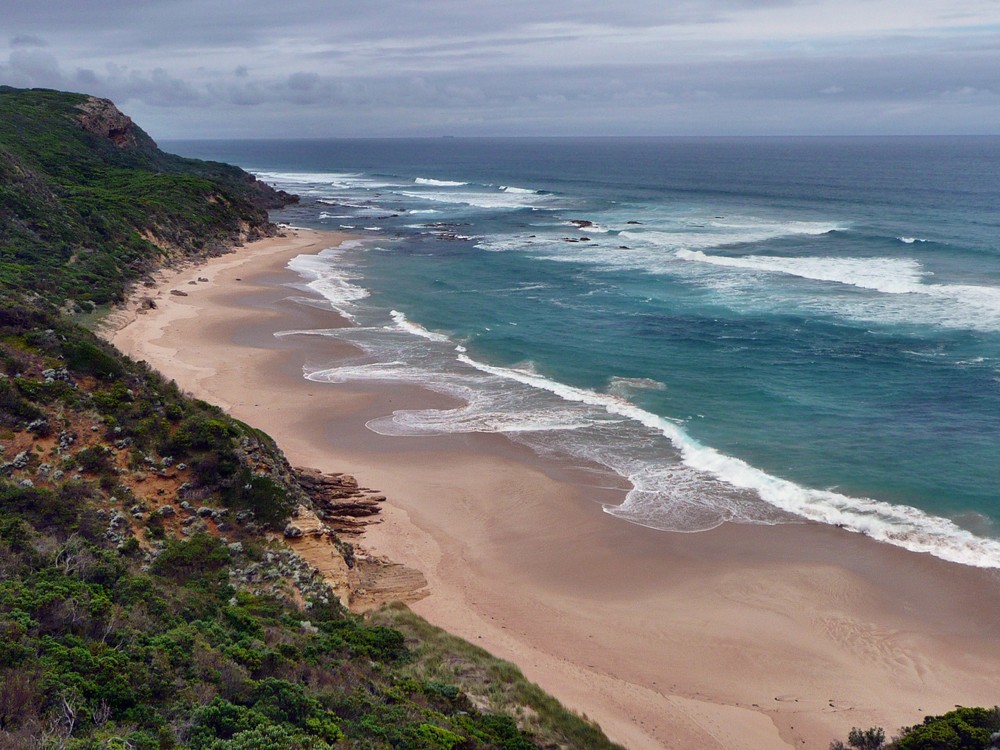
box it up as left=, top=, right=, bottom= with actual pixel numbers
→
left=286, top=247, right=370, bottom=321
left=400, top=189, right=550, bottom=210
left=607, top=376, right=667, bottom=399
left=307, top=360, right=595, bottom=435
left=454, top=354, right=1000, bottom=569
left=479, top=218, right=844, bottom=261
left=368, top=403, right=595, bottom=436
left=409, top=209, right=441, bottom=215
left=897, top=236, right=929, bottom=244
left=473, top=235, right=542, bottom=253
left=274, top=327, right=355, bottom=339
left=619, top=219, right=843, bottom=251
left=678, top=250, right=1000, bottom=332
left=676, top=251, right=926, bottom=294
left=501, top=186, right=538, bottom=194
left=254, top=170, right=402, bottom=191
left=389, top=310, right=451, bottom=342
left=566, top=220, right=611, bottom=234
left=512, top=219, right=846, bottom=273
left=255, top=170, right=361, bottom=185
left=415, top=177, right=468, bottom=187
left=494, top=218, right=1000, bottom=332
left=315, top=202, right=389, bottom=217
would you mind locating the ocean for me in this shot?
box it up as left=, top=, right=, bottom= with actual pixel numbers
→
left=166, top=136, right=1000, bottom=568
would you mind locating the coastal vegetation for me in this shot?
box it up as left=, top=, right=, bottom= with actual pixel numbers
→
left=0, top=87, right=623, bottom=749
left=831, top=707, right=1000, bottom=750
left=0, top=85, right=293, bottom=307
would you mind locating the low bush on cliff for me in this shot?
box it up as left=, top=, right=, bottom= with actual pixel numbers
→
left=372, top=604, right=623, bottom=750
left=0, top=462, right=608, bottom=749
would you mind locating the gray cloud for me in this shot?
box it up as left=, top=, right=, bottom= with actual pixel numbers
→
left=10, top=35, right=47, bottom=48
left=2, top=0, right=999, bottom=136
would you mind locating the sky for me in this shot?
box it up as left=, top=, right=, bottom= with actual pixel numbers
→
left=2, top=0, right=1000, bottom=138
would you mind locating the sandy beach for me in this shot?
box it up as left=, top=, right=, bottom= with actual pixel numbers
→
left=107, top=227, right=1000, bottom=750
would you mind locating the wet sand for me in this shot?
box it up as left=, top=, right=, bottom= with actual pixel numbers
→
left=107, top=227, right=1000, bottom=750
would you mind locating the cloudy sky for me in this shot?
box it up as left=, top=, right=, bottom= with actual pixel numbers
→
left=2, top=0, right=999, bottom=138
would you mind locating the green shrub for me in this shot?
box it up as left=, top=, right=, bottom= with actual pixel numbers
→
left=161, top=415, right=236, bottom=457
left=75, top=445, right=114, bottom=475
left=0, top=378, right=43, bottom=425
left=221, top=470, right=294, bottom=529
left=831, top=727, right=887, bottom=750
left=250, top=678, right=319, bottom=725
left=0, top=483, right=76, bottom=530
left=397, top=722, right=467, bottom=750
left=62, top=339, right=124, bottom=379
left=896, top=707, right=1000, bottom=750
left=151, top=533, right=230, bottom=582
left=318, top=619, right=408, bottom=662
left=831, top=708, right=1000, bottom=750
left=189, top=698, right=268, bottom=747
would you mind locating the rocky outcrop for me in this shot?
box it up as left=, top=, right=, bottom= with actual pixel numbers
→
left=235, top=170, right=300, bottom=210
left=76, top=96, right=155, bottom=149
left=294, top=466, right=385, bottom=534
left=275, top=505, right=428, bottom=613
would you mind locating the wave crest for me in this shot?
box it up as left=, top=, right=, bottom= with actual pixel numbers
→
left=676, top=251, right=926, bottom=294
left=415, top=177, right=468, bottom=187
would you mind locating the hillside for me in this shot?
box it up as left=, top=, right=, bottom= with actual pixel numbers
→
left=0, top=87, right=624, bottom=750
left=0, top=86, right=295, bottom=307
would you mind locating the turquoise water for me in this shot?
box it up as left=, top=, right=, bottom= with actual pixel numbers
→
left=169, top=137, right=1000, bottom=567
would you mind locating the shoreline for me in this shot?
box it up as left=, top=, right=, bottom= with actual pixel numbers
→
left=106, top=227, right=1000, bottom=750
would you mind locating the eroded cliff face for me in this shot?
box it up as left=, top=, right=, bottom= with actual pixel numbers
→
left=75, top=95, right=156, bottom=149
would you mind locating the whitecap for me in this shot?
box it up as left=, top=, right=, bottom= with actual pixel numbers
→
left=619, top=218, right=844, bottom=252
left=399, top=189, right=550, bottom=210
left=389, top=310, right=451, bottom=342
left=254, top=170, right=403, bottom=190
left=679, top=251, right=1000, bottom=331
left=415, top=177, right=468, bottom=187
left=675, top=252, right=925, bottom=294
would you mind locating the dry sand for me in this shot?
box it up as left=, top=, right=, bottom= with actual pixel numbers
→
left=107, top=228, right=1000, bottom=750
